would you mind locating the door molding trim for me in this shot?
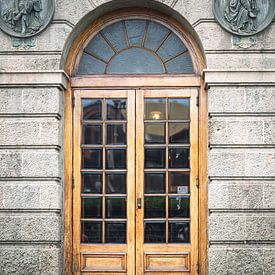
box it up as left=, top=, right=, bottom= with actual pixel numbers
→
left=64, top=8, right=207, bottom=275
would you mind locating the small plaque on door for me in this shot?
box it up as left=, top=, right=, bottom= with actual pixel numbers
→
left=177, top=186, right=188, bottom=194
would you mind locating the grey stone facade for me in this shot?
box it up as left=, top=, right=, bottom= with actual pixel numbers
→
left=0, top=0, right=274, bottom=274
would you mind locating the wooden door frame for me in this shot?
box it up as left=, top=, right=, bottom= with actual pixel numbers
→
left=64, top=8, right=207, bottom=275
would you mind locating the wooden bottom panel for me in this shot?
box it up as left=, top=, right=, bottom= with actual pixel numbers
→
left=81, top=253, right=127, bottom=273
left=144, top=252, right=190, bottom=273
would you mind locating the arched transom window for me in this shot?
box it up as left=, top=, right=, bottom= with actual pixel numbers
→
left=77, top=19, right=194, bottom=75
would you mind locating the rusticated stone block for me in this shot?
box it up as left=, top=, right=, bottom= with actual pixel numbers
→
left=263, top=248, right=275, bottom=274
left=208, top=248, right=227, bottom=275
left=22, top=151, right=61, bottom=178
left=227, top=248, right=264, bottom=275
left=208, top=150, right=245, bottom=177
left=209, top=118, right=265, bottom=145
left=0, top=152, right=21, bottom=177
left=209, top=216, right=246, bottom=241
left=263, top=183, right=275, bottom=208
left=1, top=182, right=61, bottom=209
left=264, top=120, right=275, bottom=144
left=208, top=182, right=263, bottom=209
left=23, top=88, right=61, bottom=114
left=41, top=119, right=61, bottom=145
left=246, top=216, right=275, bottom=240
left=0, top=246, right=60, bottom=275
left=208, top=86, right=245, bottom=113
left=0, top=214, right=60, bottom=241
left=0, top=89, right=22, bottom=113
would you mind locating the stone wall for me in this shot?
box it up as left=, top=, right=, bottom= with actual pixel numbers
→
left=0, top=0, right=274, bottom=274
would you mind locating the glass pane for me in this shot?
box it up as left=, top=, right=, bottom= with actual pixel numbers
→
left=107, top=99, right=127, bottom=120
left=85, top=34, right=115, bottom=62
left=144, top=173, right=166, bottom=194
left=105, top=197, right=126, bottom=219
left=82, top=197, right=102, bottom=218
left=168, top=172, right=190, bottom=194
left=82, top=149, right=102, bottom=169
left=168, top=98, right=190, bottom=120
left=157, top=32, right=187, bottom=61
left=125, top=19, right=146, bottom=46
left=82, top=173, right=102, bottom=194
left=82, top=99, right=102, bottom=120
left=82, top=124, right=102, bottom=145
left=107, top=124, right=126, bottom=145
left=105, top=222, right=126, bottom=243
left=169, top=123, right=189, bottom=144
left=144, top=221, right=166, bottom=243
left=166, top=52, right=194, bottom=74
left=145, top=123, right=165, bottom=144
left=106, top=149, right=126, bottom=169
left=78, top=53, right=106, bottom=75
left=169, top=222, right=190, bottom=243
left=144, top=21, right=170, bottom=51
left=144, top=98, right=166, bottom=120
left=101, top=21, right=127, bottom=51
left=81, top=222, right=102, bottom=243
left=144, top=196, right=165, bottom=218
left=106, top=173, right=126, bottom=194
left=145, top=148, right=166, bottom=169
left=168, top=148, right=189, bottom=169
left=106, top=48, right=165, bottom=74
left=169, top=196, right=190, bottom=218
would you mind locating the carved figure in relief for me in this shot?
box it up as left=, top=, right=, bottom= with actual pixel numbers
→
left=2, top=0, right=42, bottom=35
left=224, top=0, right=258, bottom=33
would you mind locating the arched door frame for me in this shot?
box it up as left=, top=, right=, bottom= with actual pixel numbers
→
left=64, top=8, right=207, bottom=274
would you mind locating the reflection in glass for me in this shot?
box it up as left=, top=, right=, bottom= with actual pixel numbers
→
left=85, top=34, right=115, bottom=62
left=144, top=173, right=165, bottom=194
left=106, top=173, right=126, bottom=194
left=105, top=222, right=126, bottom=243
left=169, top=123, right=189, bottom=144
left=107, top=99, right=127, bottom=120
left=144, top=196, right=165, bottom=218
left=82, top=173, right=102, bottom=194
left=144, top=123, right=165, bottom=144
left=82, top=99, right=102, bottom=120
left=107, top=124, right=126, bottom=145
left=82, top=124, right=102, bottom=145
left=82, top=197, right=102, bottom=218
left=157, top=33, right=186, bottom=61
left=78, top=53, right=106, bottom=75
left=144, top=98, right=166, bottom=120
left=169, top=196, right=190, bottom=218
left=144, top=21, right=170, bottom=51
left=169, top=222, right=190, bottom=243
left=82, top=149, right=102, bottom=169
left=107, top=48, right=165, bottom=74
left=166, top=52, right=193, bottom=74
left=168, top=148, right=189, bottom=168
left=81, top=222, right=102, bottom=243
left=168, top=98, right=190, bottom=120
left=105, top=197, right=126, bottom=219
left=106, top=149, right=126, bottom=169
left=144, top=221, right=166, bottom=243
left=145, top=148, right=166, bottom=169
left=168, top=172, right=189, bottom=194
left=125, top=19, right=146, bottom=46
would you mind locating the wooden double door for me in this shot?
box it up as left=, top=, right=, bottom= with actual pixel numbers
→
left=73, top=88, right=199, bottom=274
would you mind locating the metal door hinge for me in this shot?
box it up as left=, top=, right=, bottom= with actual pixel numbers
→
left=71, top=256, right=75, bottom=273
left=196, top=177, right=199, bottom=189
left=196, top=262, right=200, bottom=274
left=196, top=95, right=199, bottom=107
left=72, top=176, right=75, bottom=190
left=72, top=95, right=75, bottom=108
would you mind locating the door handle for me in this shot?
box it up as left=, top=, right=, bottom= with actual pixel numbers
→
left=137, top=198, right=142, bottom=209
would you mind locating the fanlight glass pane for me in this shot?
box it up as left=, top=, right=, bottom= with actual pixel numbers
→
left=77, top=19, right=194, bottom=75
left=106, top=48, right=165, bottom=74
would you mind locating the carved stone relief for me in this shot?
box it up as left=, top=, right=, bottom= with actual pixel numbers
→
left=213, top=0, right=275, bottom=36
left=0, top=0, right=54, bottom=37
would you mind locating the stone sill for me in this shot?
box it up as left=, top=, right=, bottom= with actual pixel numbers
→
left=0, top=70, right=68, bottom=90
left=203, top=70, right=275, bottom=88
